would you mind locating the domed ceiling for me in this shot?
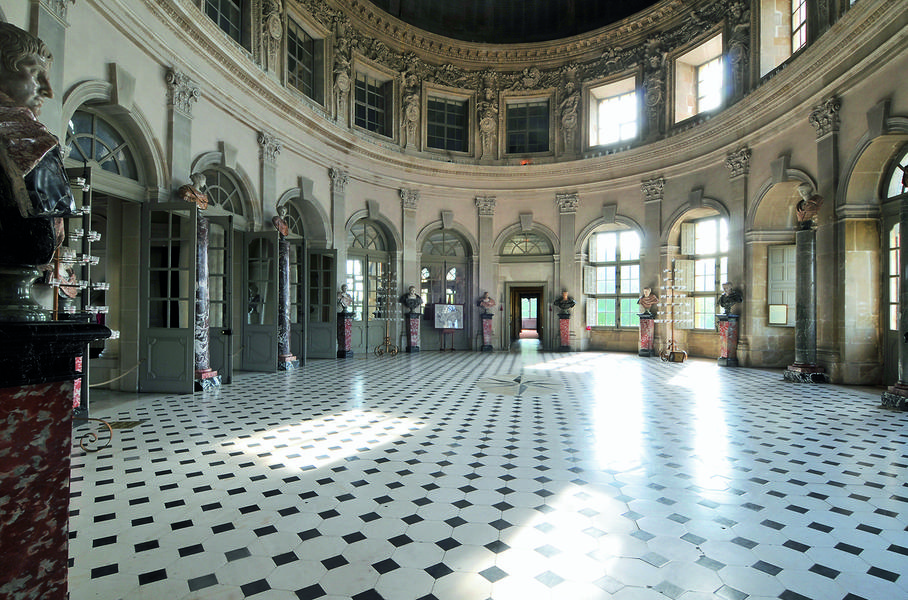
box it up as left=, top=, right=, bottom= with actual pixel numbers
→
left=367, top=0, right=662, bottom=44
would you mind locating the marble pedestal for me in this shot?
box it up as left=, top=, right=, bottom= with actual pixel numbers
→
left=481, top=313, right=493, bottom=351
left=717, top=314, right=739, bottom=367
left=638, top=314, right=654, bottom=357
left=558, top=313, right=571, bottom=351
left=0, top=321, right=109, bottom=600
left=337, top=312, right=353, bottom=358
left=406, top=313, right=420, bottom=353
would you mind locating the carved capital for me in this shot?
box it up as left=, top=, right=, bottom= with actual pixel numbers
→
left=43, top=0, right=76, bottom=20
left=165, top=69, right=201, bottom=117
left=475, top=196, right=496, bottom=216
left=329, top=167, right=349, bottom=193
left=725, top=147, right=751, bottom=178
left=809, top=96, right=841, bottom=138
left=555, top=192, right=580, bottom=214
left=258, top=131, right=282, bottom=162
left=641, top=177, right=665, bottom=202
left=400, top=188, right=419, bottom=210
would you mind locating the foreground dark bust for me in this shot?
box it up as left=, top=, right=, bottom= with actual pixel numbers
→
left=0, top=22, right=75, bottom=268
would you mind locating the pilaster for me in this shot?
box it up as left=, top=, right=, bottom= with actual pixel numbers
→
left=330, top=168, right=349, bottom=288
left=400, top=188, right=419, bottom=295
left=475, top=196, right=496, bottom=336
left=258, top=131, right=282, bottom=225
left=641, top=177, right=664, bottom=292
left=165, top=69, right=200, bottom=190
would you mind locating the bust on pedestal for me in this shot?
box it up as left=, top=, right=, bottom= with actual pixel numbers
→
left=637, top=287, right=658, bottom=357
left=716, top=282, right=742, bottom=367
left=0, top=23, right=110, bottom=600
left=553, top=290, right=575, bottom=351
left=477, top=291, right=496, bottom=351
left=400, top=285, right=422, bottom=352
left=337, top=284, right=353, bottom=358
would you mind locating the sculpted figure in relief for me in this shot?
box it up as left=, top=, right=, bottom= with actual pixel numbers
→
left=559, top=80, right=580, bottom=154
left=477, top=85, right=498, bottom=160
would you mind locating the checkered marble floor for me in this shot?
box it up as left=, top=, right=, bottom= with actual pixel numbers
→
left=68, top=350, right=908, bottom=600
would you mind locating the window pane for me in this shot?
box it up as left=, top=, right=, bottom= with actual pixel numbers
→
left=695, top=219, right=717, bottom=255
left=427, top=97, right=468, bottom=152
left=620, top=298, right=640, bottom=327
left=619, top=230, right=640, bottom=260
left=694, top=259, right=716, bottom=292
left=697, top=56, right=723, bottom=113
left=596, top=91, right=637, bottom=146
left=597, top=298, right=616, bottom=327
left=287, top=21, right=315, bottom=100
left=694, top=297, right=716, bottom=330
left=506, top=101, right=549, bottom=154
left=597, top=266, right=616, bottom=294
left=598, top=232, right=617, bottom=262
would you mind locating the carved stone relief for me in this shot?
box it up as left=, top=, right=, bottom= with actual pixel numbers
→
left=165, top=69, right=201, bottom=118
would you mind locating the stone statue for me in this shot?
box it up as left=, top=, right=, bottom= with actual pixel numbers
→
left=795, top=183, right=823, bottom=229
left=401, top=73, right=420, bottom=149
left=477, top=291, right=496, bottom=314
left=0, top=23, right=75, bottom=269
left=637, top=287, right=658, bottom=315
left=554, top=290, right=575, bottom=314
left=717, top=282, right=743, bottom=315
left=477, top=85, right=498, bottom=160
left=559, top=81, right=580, bottom=153
left=337, top=283, right=353, bottom=313
left=400, top=285, right=422, bottom=314
left=177, top=172, right=209, bottom=209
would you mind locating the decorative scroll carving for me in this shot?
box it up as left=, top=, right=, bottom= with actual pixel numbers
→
left=165, top=69, right=200, bottom=117
left=809, top=96, right=841, bottom=137
left=329, top=167, right=349, bottom=192
left=400, top=188, right=419, bottom=210
left=556, top=192, right=580, bottom=214
left=262, top=0, right=283, bottom=73
left=258, top=132, right=282, bottom=162
left=475, top=196, right=496, bottom=216
left=725, top=147, right=751, bottom=178
left=641, top=177, right=665, bottom=202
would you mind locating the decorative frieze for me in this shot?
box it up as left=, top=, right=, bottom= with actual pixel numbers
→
left=641, top=177, right=665, bottom=202
left=725, top=147, right=751, bottom=178
left=258, top=132, right=282, bottom=163
left=329, top=167, right=349, bottom=193
left=809, top=96, right=841, bottom=138
left=475, top=196, right=496, bottom=216
left=555, top=192, right=580, bottom=214
left=165, top=69, right=201, bottom=118
left=400, top=188, right=419, bottom=210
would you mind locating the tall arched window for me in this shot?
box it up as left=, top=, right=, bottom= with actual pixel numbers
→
left=346, top=220, right=391, bottom=320
left=681, top=215, right=728, bottom=330
left=203, top=167, right=247, bottom=218
left=420, top=230, right=468, bottom=305
left=585, top=228, right=641, bottom=328
left=66, top=110, right=139, bottom=180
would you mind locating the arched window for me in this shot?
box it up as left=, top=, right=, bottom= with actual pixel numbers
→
left=886, top=148, right=908, bottom=199
left=420, top=230, right=468, bottom=305
left=346, top=220, right=391, bottom=320
left=66, top=110, right=139, bottom=180
left=281, top=201, right=306, bottom=238
left=203, top=167, right=247, bottom=218
left=585, top=228, right=641, bottom=328
left=681, top=215, right=728, bottom=330
left=501, top=231, right=553, bottom=256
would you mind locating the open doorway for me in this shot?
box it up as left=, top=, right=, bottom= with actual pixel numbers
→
left=508, top=285, right=544, bottom=343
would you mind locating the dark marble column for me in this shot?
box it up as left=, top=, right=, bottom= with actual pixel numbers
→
left=785, top=228, right=828, bottom=382
left=638, top=313, right=655, bottom=357
left=194, top=215, right=220, bottom=390
left=277, top=237, right=299, bottom=370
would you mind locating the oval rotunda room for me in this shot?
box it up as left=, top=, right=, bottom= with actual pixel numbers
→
left=2, top=0, right=908, bottom=599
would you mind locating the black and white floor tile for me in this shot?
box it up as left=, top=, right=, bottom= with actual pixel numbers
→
left=69, top=349, right=908, bottom=600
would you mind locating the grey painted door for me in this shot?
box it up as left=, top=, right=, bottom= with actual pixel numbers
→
left=139, top=202, right=197, bottom=393
left=242, top=231, right=280, bottom=372
left=307, top=250, right=337, bottom=358
left=289, top=239, right=307, bottom=364
left=208, top=215, right=234, bottom=383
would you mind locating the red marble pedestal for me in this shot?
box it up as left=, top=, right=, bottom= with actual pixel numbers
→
left=481, top=313, right=493, bottom=351
left=337, top=312, right=353, bottom=357
left=406, top=313, right=420, bottom=352
left=638, top=314, right=654, bottom=357
left=558, top=313, right=571, bottom=351
left=717, top=314, right=739, bottom=367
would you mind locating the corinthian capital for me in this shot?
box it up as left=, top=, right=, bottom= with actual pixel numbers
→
left=641, top=177, right=665, bottom=202
left=725, top=147, right=751, bottom=178
left=165, top=69, right=201, bottom=117
left=809, top=96, right=841, bottom=138
left=329, top=167, right=348, bottom=193
left=400, top=188, right=419, bottom=210
left=475, top=196, right=496, bottom=216
left=258, top=132, right=282, bottom=163
left=555, top=192, right=579, bottom=214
